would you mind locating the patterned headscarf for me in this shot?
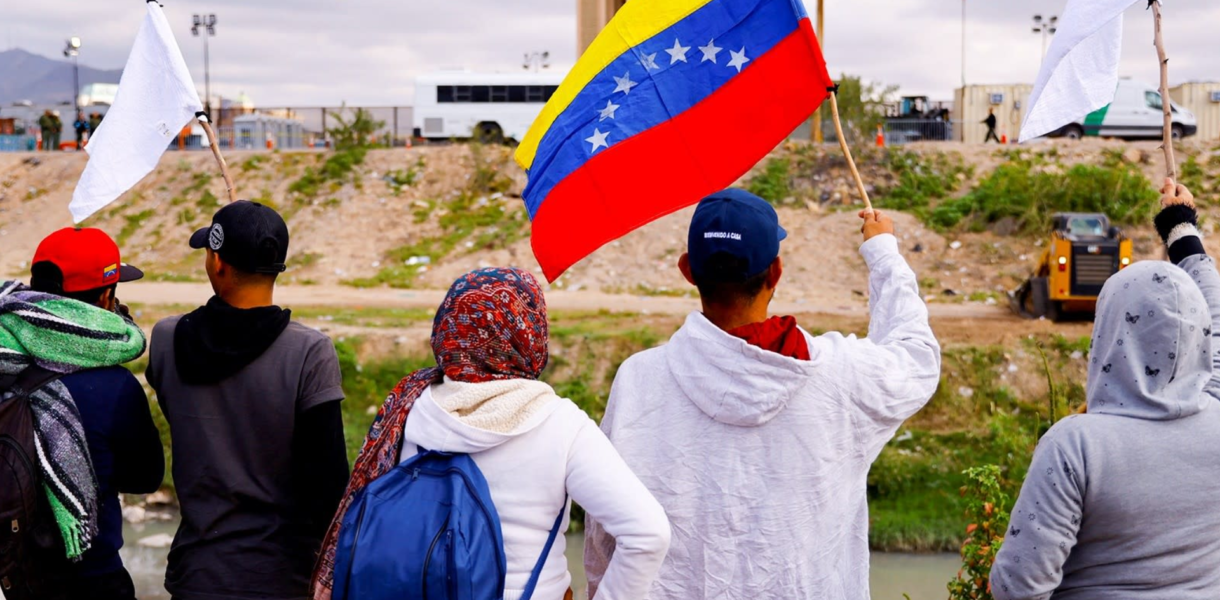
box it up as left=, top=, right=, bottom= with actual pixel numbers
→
left=312, top=267, right=549, bottom=599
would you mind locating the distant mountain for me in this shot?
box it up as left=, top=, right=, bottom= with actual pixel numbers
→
left=0, top=48, right=122, bottom=106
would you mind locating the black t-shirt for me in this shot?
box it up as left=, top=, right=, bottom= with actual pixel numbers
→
left=148, top=318, right=345, bottom=600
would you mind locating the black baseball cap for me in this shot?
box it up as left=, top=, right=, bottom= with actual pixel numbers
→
left=688, top=189, right=787, bottom=282
left=189, top=201, right=289, bottom=274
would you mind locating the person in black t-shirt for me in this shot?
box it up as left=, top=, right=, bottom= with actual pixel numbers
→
left=147, top=201, right=347, bottom=600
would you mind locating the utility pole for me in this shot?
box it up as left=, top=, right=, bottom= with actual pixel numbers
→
left=811, top=0, right=824, bottom=143
left=192, top=14, right=217, bottom=122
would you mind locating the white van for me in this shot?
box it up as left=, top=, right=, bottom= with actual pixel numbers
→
left=412, top=71, right=565, bottom=143
left=1049, top=79, right=1197, bottom=140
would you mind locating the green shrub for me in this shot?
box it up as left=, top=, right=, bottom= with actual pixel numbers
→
left=946, top=466, right=1009, bottom=600
left=746, top=157, right=792, bottom=204
left=930, top=159, right=1158, bottom=233
left=877, top=150, right=972, bottom=212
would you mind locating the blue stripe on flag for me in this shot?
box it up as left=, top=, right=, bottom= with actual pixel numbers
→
left=523, top=0, right=802, bottom=218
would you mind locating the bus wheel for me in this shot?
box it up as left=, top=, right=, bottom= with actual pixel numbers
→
left=1172, top=124, right=1185, bottom=140
left=474, top=122, right=504, bottom=144
left=1063, top=124, right=1084, bottom=140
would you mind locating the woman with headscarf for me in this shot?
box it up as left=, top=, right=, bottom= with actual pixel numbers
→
left=312, top=267, right=670, bottom=600
left=990, top=180, right=1220, bottom=599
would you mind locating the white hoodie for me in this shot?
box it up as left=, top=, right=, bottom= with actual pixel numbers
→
left=585, top=233, right=941, bottom=600
left=401, top=377, right=670, bottom=600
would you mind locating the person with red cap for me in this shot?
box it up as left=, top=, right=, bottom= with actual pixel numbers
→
left=23, top=227, right=164, bottom=600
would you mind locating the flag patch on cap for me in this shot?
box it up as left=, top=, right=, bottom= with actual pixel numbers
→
left=103, top=264, right=119, bottom=279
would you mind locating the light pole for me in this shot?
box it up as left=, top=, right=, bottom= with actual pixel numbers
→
left=191, top=14, right=217, bottom=122
left=961, top=0, right=966, bottom=88
left=63, top=36, right=81, bottom=112
left=1032, top=14, right=1058, bottom=62
left=523, top=51, right=551, bottom=72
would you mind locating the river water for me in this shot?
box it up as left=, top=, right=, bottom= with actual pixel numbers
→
left=120, top=521, right=960, bottom=600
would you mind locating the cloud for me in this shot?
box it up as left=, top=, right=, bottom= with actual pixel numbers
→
left=6, top=0, right=1215, bottom=105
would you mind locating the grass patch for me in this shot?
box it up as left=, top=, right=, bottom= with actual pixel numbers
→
left=240, top=154, right=268, bottom=172
left=117, top=209, right=155, bottom=246
left=293, top=306, right=435, bottom=329
left=876, top=150, right=972, bottom=213
left=289, top=147, right=368, bottom=200
left=745, top=157, right=793, bottom=205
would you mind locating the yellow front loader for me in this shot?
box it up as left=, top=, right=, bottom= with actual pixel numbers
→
left=1010, top=213, right=1134, bottom=322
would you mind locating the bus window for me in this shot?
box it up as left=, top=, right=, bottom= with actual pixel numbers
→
left=544, top=86, right=558, bottom=101
left=491, top=86, right=510, bottom=102
left=437, top=86, right=455, bottom=103
left=509, top=86, right=526, bottom=102
left=526, top=86, right=546, bottom=102
left=472, top=86, right=491, bottom=103
left=454, top=86, right=473, bottom=102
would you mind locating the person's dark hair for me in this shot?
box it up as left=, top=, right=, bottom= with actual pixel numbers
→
left=29, top=261, right=116, bottom=306
left=692, top=253, right=773, bottom=306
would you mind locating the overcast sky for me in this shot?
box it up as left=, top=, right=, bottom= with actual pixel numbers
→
left=6, top=0, right=1218, bottom=106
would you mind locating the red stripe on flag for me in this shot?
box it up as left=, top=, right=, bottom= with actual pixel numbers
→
left=530, top=20, right=832, bottom=282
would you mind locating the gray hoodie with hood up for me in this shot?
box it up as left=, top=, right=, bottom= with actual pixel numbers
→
left=991, top=257, right=1220, bottom=599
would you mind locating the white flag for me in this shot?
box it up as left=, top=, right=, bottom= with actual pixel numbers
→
left=1020, top=0, right=1141, bottom=142
left=70, top=1, right=203, bottom=223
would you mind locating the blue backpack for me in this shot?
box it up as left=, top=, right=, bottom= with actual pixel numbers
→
left=332, top=448, right=567, bottom=600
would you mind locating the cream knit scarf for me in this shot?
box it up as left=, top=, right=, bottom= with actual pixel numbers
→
left=430, top=377, right=558, bottom=434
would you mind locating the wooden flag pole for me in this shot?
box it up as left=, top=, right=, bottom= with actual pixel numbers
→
left=197, top=113, right=237, bottom=203
left=1151, top=0, right=1177, bottom=181
left=828, top=89, right=874, bottom=213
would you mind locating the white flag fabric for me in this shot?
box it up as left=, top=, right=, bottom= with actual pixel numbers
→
left=70, top=2, right=202, bottom=223
left=1020, top=0, right=1141, bottom=142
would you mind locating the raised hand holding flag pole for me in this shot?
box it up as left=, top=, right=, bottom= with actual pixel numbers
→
left=69, top=1, right=236, bottom=223
left=1021, top=0, right=1177, bottom=180
left=515, top=0, right=838, bottom=282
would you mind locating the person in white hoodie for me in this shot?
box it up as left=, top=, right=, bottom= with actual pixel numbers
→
left=585, top=189, right=941, bottom=600
left=313, top=267, right=670, bottom=600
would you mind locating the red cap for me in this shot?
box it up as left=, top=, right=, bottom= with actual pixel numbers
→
left=31, top=228, right=143, bottom=293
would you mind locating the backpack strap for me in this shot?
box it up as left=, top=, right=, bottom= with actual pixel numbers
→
left=520, top=494, right=568, bottom=600
left=1, top=365, right=66, bottom=401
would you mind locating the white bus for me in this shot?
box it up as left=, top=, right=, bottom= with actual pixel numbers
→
left=413, top=71, right=565, bottom=143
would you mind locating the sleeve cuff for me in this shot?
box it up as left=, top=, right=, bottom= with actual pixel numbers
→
left=860, top=233, right=900, bottom=268
left=300, top=386, right=345, bottom=413
left=1155, top=205, right=1198, bottom=243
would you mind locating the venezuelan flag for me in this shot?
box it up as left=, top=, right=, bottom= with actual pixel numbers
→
left=516, top=0, right=832, bottom=281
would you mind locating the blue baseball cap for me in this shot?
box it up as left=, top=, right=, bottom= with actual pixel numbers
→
left=687, top=189, right=787, bottom=282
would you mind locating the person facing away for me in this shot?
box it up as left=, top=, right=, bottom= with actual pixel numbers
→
left=990, top=180, right=1220, bottom=600
left=73, top=111, right=88, bottom=150
left=22, top=228, right=163, bottom=600
left=38, top=110, right=57, bottom=151
left=584, top=189, right=941, bottom=600
left=983, top=107, right=1000, bottom=143
left=312, top=267, right=670, bottom=600
left=146, top=201, right=349, bottom=600
left=89, top=112, right=104, bottom=136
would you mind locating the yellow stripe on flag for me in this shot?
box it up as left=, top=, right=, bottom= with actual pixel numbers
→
left=514, top=0, right=717, bottom=171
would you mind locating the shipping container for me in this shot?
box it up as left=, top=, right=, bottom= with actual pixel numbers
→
left=952, top=84, right=1033, bottom=144
left=1170, top=82, right=1220, bottom=142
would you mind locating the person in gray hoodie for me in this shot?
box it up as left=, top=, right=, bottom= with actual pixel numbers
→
left=990, top=179, right=1220, bottom=599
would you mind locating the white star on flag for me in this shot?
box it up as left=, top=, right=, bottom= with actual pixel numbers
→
left=586, top=128, right=611, bottom=153
left=727, top=48, right=750, bottom=73
left=641, top=52, right=660, bottom=71
left=613, top=72, right=638, bottom=95
left=699, top=39, right=722, bottom=64
left=666, top=39, right=690, bottom=64
left=598, top=100, right=620, bottom=121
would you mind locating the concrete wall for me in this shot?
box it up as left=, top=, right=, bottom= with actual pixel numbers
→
left=953, top=84, right=1033, bottom=143
left=1171, top=82, right=1220, bottom=142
